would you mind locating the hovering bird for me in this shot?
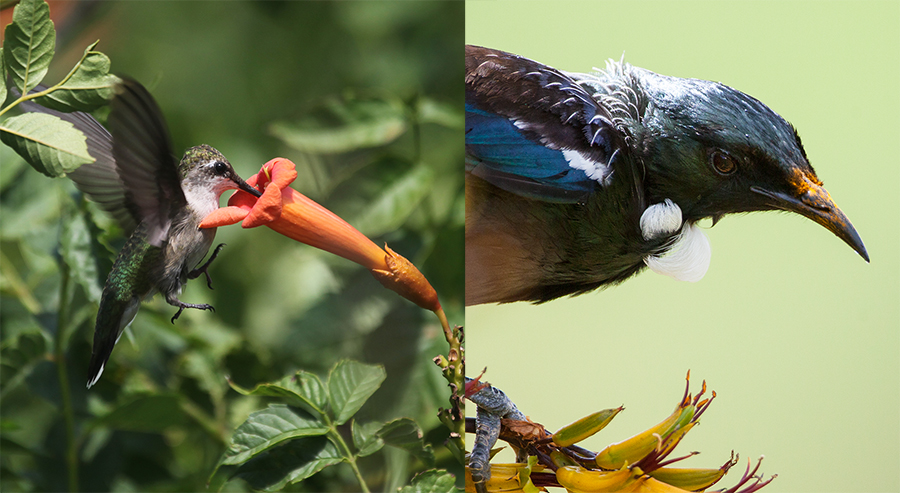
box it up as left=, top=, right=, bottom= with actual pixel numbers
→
left=465, top=45, right=867, bottom=305
left=26, top=79, right=262, bottom=387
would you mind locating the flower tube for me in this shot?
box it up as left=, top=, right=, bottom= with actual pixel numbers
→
left=200, top=158, right=440, bottom=313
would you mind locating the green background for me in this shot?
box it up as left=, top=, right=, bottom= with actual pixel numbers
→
left=466, top=2, right=899, bottom=492
left=1, top=2, right=464, bottom=491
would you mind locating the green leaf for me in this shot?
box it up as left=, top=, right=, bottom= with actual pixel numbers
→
left=226, top=436, right=343, bottom=491
left=398, top=470, right=460, bottom=493
left=228, top=370, right=327, bottom=418
left=417, top=97, right=464, bottom=129
left=0, top=112, right=94, bottom=177
left=352, top=419, right=384, bottom=458
left=0, top=436, right=40, bottom=456
left=33, top=42, right=120, bottom=112
left=3, top=0, right=55, bottom=94
left=180, top=351, right=226, bottom=401
left=269, top=97, right=407, bottom=154
left=378, top=418, right=435, bottom=466
left=93, top=394, right=190, bottom=432
left=1, top=49, right=8, bottom=105
left=59, top=201, right=104, bottom=304
left=326, top=360, right=386, bottom=425
left=0, top=332, right=48, bottom=398
left=349, top=164, right=434, bottom=238
left=218, top=404, right=328, bottom=467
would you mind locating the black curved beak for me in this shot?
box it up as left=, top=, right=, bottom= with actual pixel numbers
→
left=234, top=176, right=262, bottom=198
left=751, top=176, right=868, bottom=262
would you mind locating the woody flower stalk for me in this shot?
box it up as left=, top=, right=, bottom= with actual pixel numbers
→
left=200, top=158, right=465, bottom=458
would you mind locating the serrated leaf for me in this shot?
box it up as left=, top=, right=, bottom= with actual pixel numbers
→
left=228, top=370, right=327, bottom=418
left=93, top=394, right=190, bottom=432
left=269, top=97, right=407, bottom=154
left=399, top=470, right=460, bottom=493
left=218, top=404, right=328, bottom=467
left=0, top=112, right=94, bottom=177
left=378, top=417, right=435, bottom=466
left=350, top=164, right=434, bottom=238
left=327, top=360, right=386, bottom=425
left=33, top=43, right=120, bottom=112
left=352, top=419, right=384, bottom=458
left=59, top=202, right=103, bottom=304
left=226, top=436, right=343, bottom=491
left=3, top=0, right=56, bottom=94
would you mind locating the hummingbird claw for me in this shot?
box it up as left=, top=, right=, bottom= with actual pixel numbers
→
left=189, top=243, right=226, bottom=290
left=166, top=293, right=216, bottom=324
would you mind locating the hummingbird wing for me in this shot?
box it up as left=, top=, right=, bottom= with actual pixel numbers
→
left=15, top=95, right=139, bottom=234
left=465, top=45, right=630, bottom=203
left=108, top=78, right=185, bottom=247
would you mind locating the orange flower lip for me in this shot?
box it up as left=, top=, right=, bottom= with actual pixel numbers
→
left=201, top=158, right=440, bottom=312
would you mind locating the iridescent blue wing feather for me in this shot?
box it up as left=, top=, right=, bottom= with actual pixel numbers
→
left=465, top=45, right=626, bottom=203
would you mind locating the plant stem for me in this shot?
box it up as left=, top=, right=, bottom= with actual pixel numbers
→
left=327, top=427, right=370, bottom=493
left=434, top=308, right=465, bottom=464
left=0, top=46, right=94, bottom=119
left=56, top=255, right=79, bottom=492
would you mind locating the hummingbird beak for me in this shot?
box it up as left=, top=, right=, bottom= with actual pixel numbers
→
left=234, top=176, right=262, bottom=198
left=751, top=172, right=868, bottom=262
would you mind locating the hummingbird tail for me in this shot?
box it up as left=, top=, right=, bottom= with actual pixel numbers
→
left=86, top=357, right=107, bottom=389
left=86, top=331, right=121, bottom=389
left=86, top=297, right=141, bottom=389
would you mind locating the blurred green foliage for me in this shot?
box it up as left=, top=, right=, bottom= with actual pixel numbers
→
left=1, top=1, right=463, bottom=491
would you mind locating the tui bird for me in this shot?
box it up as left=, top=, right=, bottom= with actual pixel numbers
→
left=465, top=45, right=868, bottom=305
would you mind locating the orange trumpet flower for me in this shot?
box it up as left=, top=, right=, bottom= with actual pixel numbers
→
left=200, top=158, right=441, bottom=313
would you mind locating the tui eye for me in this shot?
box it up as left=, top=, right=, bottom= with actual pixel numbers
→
left=213, top=161, right=229, bottom=176
left=709, top=150, right=736, bottom=176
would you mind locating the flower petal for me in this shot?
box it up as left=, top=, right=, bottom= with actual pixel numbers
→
left=241, top=183, right=284, bottom=228
left=199, top=206, right=249, bottom=228
left=265, top=157, right=298, bottom=189
left=236, top=158, right=299, bottom=228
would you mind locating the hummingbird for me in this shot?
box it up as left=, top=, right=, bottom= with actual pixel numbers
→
left=465, top=46, right=868, bottom=305
left=25, top=79, right=262, bottom=388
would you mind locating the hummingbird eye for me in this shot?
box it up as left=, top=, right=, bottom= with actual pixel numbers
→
left=213, top=161, right=229, bottom=176
left=709, top=150, right=737, bottom=176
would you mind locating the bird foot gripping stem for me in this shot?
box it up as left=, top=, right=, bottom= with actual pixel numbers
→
left=464, top=373, right=777, bottom=493
left=465, top=376, right=529, bottom=493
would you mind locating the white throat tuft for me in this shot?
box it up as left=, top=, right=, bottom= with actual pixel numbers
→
left=640, top=199, right=683, bottom=240
left=644, top=221, right=711, bottom=282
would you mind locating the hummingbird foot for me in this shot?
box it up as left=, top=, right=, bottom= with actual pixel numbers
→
left=166, top=293, right=215, bottom=324
left=188, top=243, right=226, bottom=290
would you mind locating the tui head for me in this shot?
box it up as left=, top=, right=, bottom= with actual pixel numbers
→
left=631, top=68, right=868, bottom=261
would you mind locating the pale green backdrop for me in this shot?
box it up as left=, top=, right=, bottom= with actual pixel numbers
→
left=465, top=2, right=899, bottom=492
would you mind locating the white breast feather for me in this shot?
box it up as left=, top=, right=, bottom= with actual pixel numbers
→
left=182, top=185, right=221, bottom=219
